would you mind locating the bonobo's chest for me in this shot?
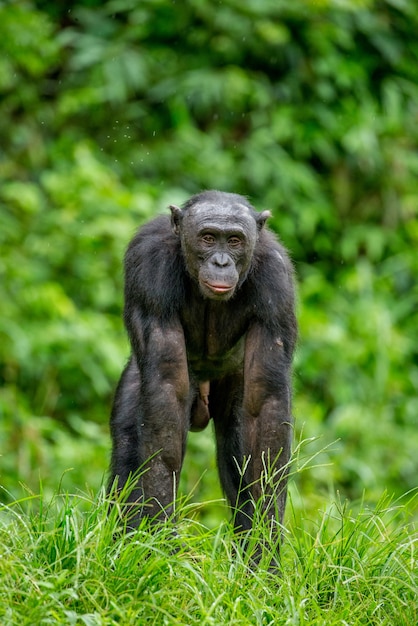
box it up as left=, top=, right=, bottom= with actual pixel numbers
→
left=180, top=299, right=250, bottom=381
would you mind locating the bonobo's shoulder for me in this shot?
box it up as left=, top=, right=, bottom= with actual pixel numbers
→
left=124, top=215, right=185, bottom=316
left=128, top=215, right=173, bottom=246
left=245, top=227, right=296, bottom=325
left=254, top=228, right=294, bottom=277
left=125, top=216, right=179, bottom=269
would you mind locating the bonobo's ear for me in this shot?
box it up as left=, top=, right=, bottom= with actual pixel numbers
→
left=169, top=205, right=183, bottom=235
left=256, top=210, right=271, bottom=232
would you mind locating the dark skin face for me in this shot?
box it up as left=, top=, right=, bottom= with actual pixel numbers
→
left=170, top=201, right=270, bottom=301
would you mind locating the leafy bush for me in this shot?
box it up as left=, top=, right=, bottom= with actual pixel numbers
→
left=0, top=0, right=417, bottom=515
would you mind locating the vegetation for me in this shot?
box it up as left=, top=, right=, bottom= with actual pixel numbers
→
left=0, top=0, right=417, bottom=621
left=0, top=488, right=416, bottom=625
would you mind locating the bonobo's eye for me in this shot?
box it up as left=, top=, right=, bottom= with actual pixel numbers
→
left=200, top=234, right=216, bottom=246
left=228, top=236, right=242, bottom=248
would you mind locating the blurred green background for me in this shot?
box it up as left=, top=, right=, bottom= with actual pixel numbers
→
left=1, top=0, right=417, bottom=524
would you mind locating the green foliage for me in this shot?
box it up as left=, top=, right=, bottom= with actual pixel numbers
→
left=0, top=488, right=416, bottom=624
left=0, top=0, right=417, bottom=518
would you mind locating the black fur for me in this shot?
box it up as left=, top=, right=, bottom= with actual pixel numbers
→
left=108, top=190, right=297, bottom=547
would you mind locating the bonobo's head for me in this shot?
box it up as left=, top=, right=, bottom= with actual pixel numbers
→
left=170, top=190, right=270, bottom=301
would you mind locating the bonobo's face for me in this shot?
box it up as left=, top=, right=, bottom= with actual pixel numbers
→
left=171, top=195, right=269, bottom=301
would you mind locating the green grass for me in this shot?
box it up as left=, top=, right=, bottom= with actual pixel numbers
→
left=0, top=486, right=416, bottom=626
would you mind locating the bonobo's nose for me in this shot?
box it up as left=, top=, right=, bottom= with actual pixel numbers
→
left=212, top=252, right=231, bottom=267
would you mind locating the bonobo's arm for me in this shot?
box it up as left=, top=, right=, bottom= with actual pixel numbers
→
left=110, top=217, right=190, bottom=521
left=241, top=324, right=293, bottom=522
left=134, top=315, right=190, bottom=519
left=235, top=231, right=297, bottom=531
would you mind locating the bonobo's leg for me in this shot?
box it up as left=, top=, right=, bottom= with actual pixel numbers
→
left=241, top=325, right=293, bottom=529
left=109, top=356, right=142, bottom=506
left=211, top=373, right=252, bottom=522
left=213, top=325, right=293, bottom=534
left=109, top=320, right=191, bottom=525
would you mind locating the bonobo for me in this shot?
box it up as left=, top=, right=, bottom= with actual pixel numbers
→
left=108, top=190, right=297, bottom=541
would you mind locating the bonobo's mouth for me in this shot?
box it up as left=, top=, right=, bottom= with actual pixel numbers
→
left=203, top=281, right=235, bottom=295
